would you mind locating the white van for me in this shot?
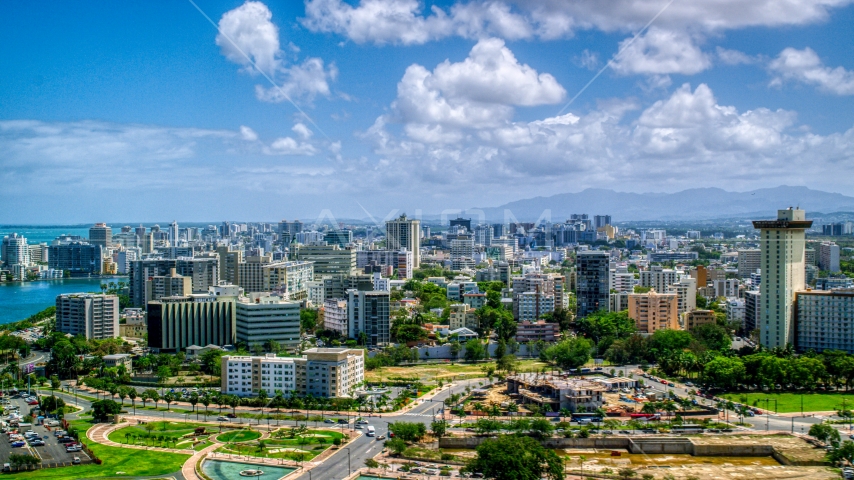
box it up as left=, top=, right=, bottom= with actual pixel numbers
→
left=366, top=426, right=376, bottom=437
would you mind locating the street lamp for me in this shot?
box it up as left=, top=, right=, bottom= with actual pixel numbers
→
left=342, top=446, right=351, bottom=475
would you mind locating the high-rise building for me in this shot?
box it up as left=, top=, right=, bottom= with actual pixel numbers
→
left=320, top=298, right=349, bottom=336
left=666, top=277, right=697, bottom=315
left=291, top=244, right=356, bottom=278
left=278, top=220, right=303, bottom=245
left=819, top=242, right=841, bottom=272
left=56, top=293, right=119, bottom=339
left=576, top=250, right=610, bottom=317
left=690, top=265, right=708, bottom=288
left=449, top=217, right=472, bottom=232
left=593, top=215, right=612, bottom=229
left=236, top=294, right=301, bottom=349
left=386, top=215, right=421, bottom=268
left=744, top=289, right=761, bottom=333
left=347, top=290, right=390, bottom=346
left=795, top=289, right=854, bottom=353
left=450, top=236, right=475, bottom=271
left=1, top=233, right=30, bottom=273
left=474, top=224, right=493, bottom=246
left=753, top=208, right=811, bottom=348
left=639, top=266, right=679, bottom=293
left=805, top=248, right=816, bottom=266
left=88, top=223, right=112, bottom=249
left=356, top=249, right=413, bottom=279
left=237, top=255, right=314, bottom=298
left=737, top=249, right=761, bottom=278
left=169, top=221, right=179, bottom=245
left=324, top=229, right=353, bottom=247
left=216, top=246, right=243, bottom=285
left=145, top=268, right=192, bottom=304
left=48, top=242, right=102, bottom=275
left=628, top=290, right=679, bottom=333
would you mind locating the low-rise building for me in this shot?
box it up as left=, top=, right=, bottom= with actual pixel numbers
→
left=684, top=310, right=717, bottom=330
left=102, top=353, right=133, bottom=371
left=515, top=320, right=560, bottom=343
left=506, top=373, right=605, bottom=412
left=221, top=348, right=364, bottom=398
left=320, top=298, right=349, bottom=336
left=448, top=303, right=479, bottom=331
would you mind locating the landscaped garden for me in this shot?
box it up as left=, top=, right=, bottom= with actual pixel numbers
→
left=719, top=391, right=854, bottom=413
left=217, top=426, right=345, bottom=462
left=108, top=420, right=217, bottom=450
left=216, top=429, right=262, bottom=442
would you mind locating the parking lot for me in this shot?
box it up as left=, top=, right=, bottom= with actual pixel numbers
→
left=1, top=392, right=90, bottom=468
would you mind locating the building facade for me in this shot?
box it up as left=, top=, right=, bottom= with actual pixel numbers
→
left=576, top=251, right=610, bottom=317
left=386, top=215, right=421, bottom=268
left=628, top=290, right=679, bottom=333
left=56, top=293, right=119, bottom=339
left=795, top=289, right=854, bottom=353
left=347, top=290, right=390, bottom=346
left=236, top=294, right=301, bottom=350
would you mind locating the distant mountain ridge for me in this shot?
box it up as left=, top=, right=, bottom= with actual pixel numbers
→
left=473, top=186, right=854, bottom=222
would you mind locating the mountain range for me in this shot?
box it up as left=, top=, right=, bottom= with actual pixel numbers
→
left=470, top=186, right=854, bottom=222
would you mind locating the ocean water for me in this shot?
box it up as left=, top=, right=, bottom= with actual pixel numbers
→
left=0, top=226, right=94, bottom=244
left=0, top=277, right=120, bottom=325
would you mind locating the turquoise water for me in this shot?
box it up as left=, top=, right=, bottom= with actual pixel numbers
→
left=0, top=277, right=121, bottom=325
left=202, top=459, right=296, bottom=480
left=0, top=226, right=94, bottom=244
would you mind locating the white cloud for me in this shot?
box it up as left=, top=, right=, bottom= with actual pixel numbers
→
left=218, top=2, right=334, bottom=101
left=300, top=0, right=854, bottom=44
left=769, top=47, right=854, bottom=95
left=292, top=123, right=314, bottom=140
left=390, top=38, right=565, bottom=140
left=240, top=125, right=259, bottom=141
left=715, top=47, right=759, bottom=65
left=264, top=137, right=318, bottom=155
left=611, top=28, right=710, bottom=76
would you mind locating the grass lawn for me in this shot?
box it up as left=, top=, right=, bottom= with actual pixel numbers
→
left=108, top=421, right=215, bottom=449
left=720, top=391, right=854, bottom=413
left=216, top=429, right=262, bottom=442
left=218, top=429, right=343, bottom=461
left=15, top=419, right=191, bottom=480
left=364, top=359, right=549, bottom=383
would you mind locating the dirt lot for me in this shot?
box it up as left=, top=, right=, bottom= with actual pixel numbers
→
left=691, top=434, right=828, bottom=464
left=364, top=360, right=549, bottom=383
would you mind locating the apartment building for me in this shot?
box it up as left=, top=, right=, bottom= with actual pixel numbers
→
left=347, top=290, right=390, bottom=346
left=515, top=320, right=560, bottom=343
left=576, top=251, right=610, bottom=317
left=639, top=266, right=679, bottom=293
left=221, top=348, right=365, bottom=398
left=320, top=298, right=349, bottom=336
left=795, top=289, right=854, bottom=354
left=145, top=268, right=192, bottom=304
left=684, top=310, right=717, bottom=330
left=737, top=249, right=761, bottom=278
left=56, top=293, right=119, bottom=339
left=238, top=255, right=313, bottom=299
left=628, top=290, right=679, bottom=333
left=448, top=303, right=479, bottom=331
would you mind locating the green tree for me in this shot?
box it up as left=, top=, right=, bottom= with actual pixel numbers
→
left=385, top=437, right=408, bottom=455
left=467, top=435, right=564, bottom=480
left=464, top=339, right=486, bottom=362
left=540, top=336, right=593, bottom=370
left=701, top=357, right=746, bottom=390
left=92, top=399, right=122, bottom=422
left=431, top=420, right=448, bottom=438
left=809, top=423, right=841, bottom=445
left=300, top=309, right=318, bottom=333
left=389, top=421, right=427, bottom=442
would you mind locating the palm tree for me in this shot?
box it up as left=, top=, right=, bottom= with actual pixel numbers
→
left=201, top=394, right=211, bottom=418
left=128, top=389, right=137, bottom=415
left=189, top=393, right=199, bottom=418
left=228, top=395, right=240, bottom=416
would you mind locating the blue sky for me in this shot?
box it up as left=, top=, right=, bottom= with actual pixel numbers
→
left=1, top=0, right=853, bottom=223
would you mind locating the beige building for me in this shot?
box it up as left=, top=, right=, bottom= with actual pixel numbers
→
left=684, top=310, right=717, bottom=330
left=120, top=323, right=147, bottom=338
left=216, top=246, right=243, bottom=285
left=448, top=303, right=479, bottom=330
left=221, top=348, right=365, bottom=398
left=628, top=290, right=679, bottom=333
left=753, top=208, right=811, bottom=348
left=238, top=255, right=314, bottom=299
left=667, top=277, right=697, bottom=316
left=145, top=268, right=191, bottom=304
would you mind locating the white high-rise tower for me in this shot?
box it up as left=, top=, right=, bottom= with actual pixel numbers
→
left=753, top=208, right=812, bottom=348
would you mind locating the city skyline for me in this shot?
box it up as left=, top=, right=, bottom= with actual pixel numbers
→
left=2, top=1, right=853, bottom=222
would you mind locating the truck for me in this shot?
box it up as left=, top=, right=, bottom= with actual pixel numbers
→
left=366, top=426, right=376, bottom=437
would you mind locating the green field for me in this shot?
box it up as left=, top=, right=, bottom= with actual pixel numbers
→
left=217, top=428, right=344, bottom=461
left=216, top=429, right=262, bottom=442
left=720, top=391, right=854, bottom=413
left=16, top=419, right=190, bottom=479
left=108, top=421, right=215, bottom=449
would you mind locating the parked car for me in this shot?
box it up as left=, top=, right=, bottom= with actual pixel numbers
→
left=324, top=419, right=335, bottom=424
left=226, top=413, right=237, bottom=418
left=216, top=416, right=229, bottom=421
left=66, top=444, right=82, bottom=452
left=11, top=441, right=25, bottom=447
left=72, top=456, right=81, bottom=465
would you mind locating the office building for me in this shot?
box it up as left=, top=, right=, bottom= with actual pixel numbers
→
left=56, top=293, right=119, bottom=339
left=238, top=255, right=314, bottom=299
left=221, top=348, right=364, bottom=398
left=146, top=285, right=240, bottom=352
left=356, top=249, right=413, bottom=279
left=753, top=208, right=811, bottom=348
left=347, top=290, right=390, bottom=346
left=639, top=266, right=679, bottom=293
left=216, top=246, right=243, bottom=285
left=386, top=215, right=421, bottom=268
left=712, top=279, right=740, bottom=298
left=145, top=268, right=192, bottom=304
left=576, top=251, right=610, bottom=317
left=795, top=289, right=854, bottom=354
left=819, top=242, right=841, bottom=272
left=474, top=225, right=493, bottom=246
left=324, top=229, right=353, bottom=247
left=450, top=236, right=475, bottom=271
left=449, top=217, right=472, bottom=232
left=88, top=223, right=112, bottom=249
left=823, top=223, right=844, bottom=236
left=48, top=242, right=102, bottom=275
left=236, top=294, right=301, bottom=349
left=805, top=248, right=816, bottom=266
left=629, top=290, right=679, bottom=333
left=292, top=244, right=356, bottom=278
left=594, top=215, right=612, bottom=229
left=320, top=298, right=349, bottom=336
left=685, top=310, right=717, bottom=330
left=737, top=250, right=761, bottom=278
left=278, top=220, right=303, bottom=245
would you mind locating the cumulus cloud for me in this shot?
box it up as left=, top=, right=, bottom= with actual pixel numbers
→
left=769, top=47, right=854, bottom=95
left=264, top=136, right=318, bottom=155
left=611, top=28, right=710, bottom=76
left=240, top=125, right=259, bottom=141
left=301, top=0, right=853, bottom=44
left=715, top=47, right=759, bottom=65
left=218, top=1, right=335, bottom=101
left=292, top=123, right=314, bottom=140
left=389, top=38, right=565, bottom=141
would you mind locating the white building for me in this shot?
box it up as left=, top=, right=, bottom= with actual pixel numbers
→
left=235, top=293, right=301, bottom=349
left=56, top=293, right=119, bottom=339
left=321, top=298, right=349, bottom=336
left=639, top=266, right=679, bottom=293
left=667, top=277, right=697, bottom=315
left=726, top=297, right=746, bottom=324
